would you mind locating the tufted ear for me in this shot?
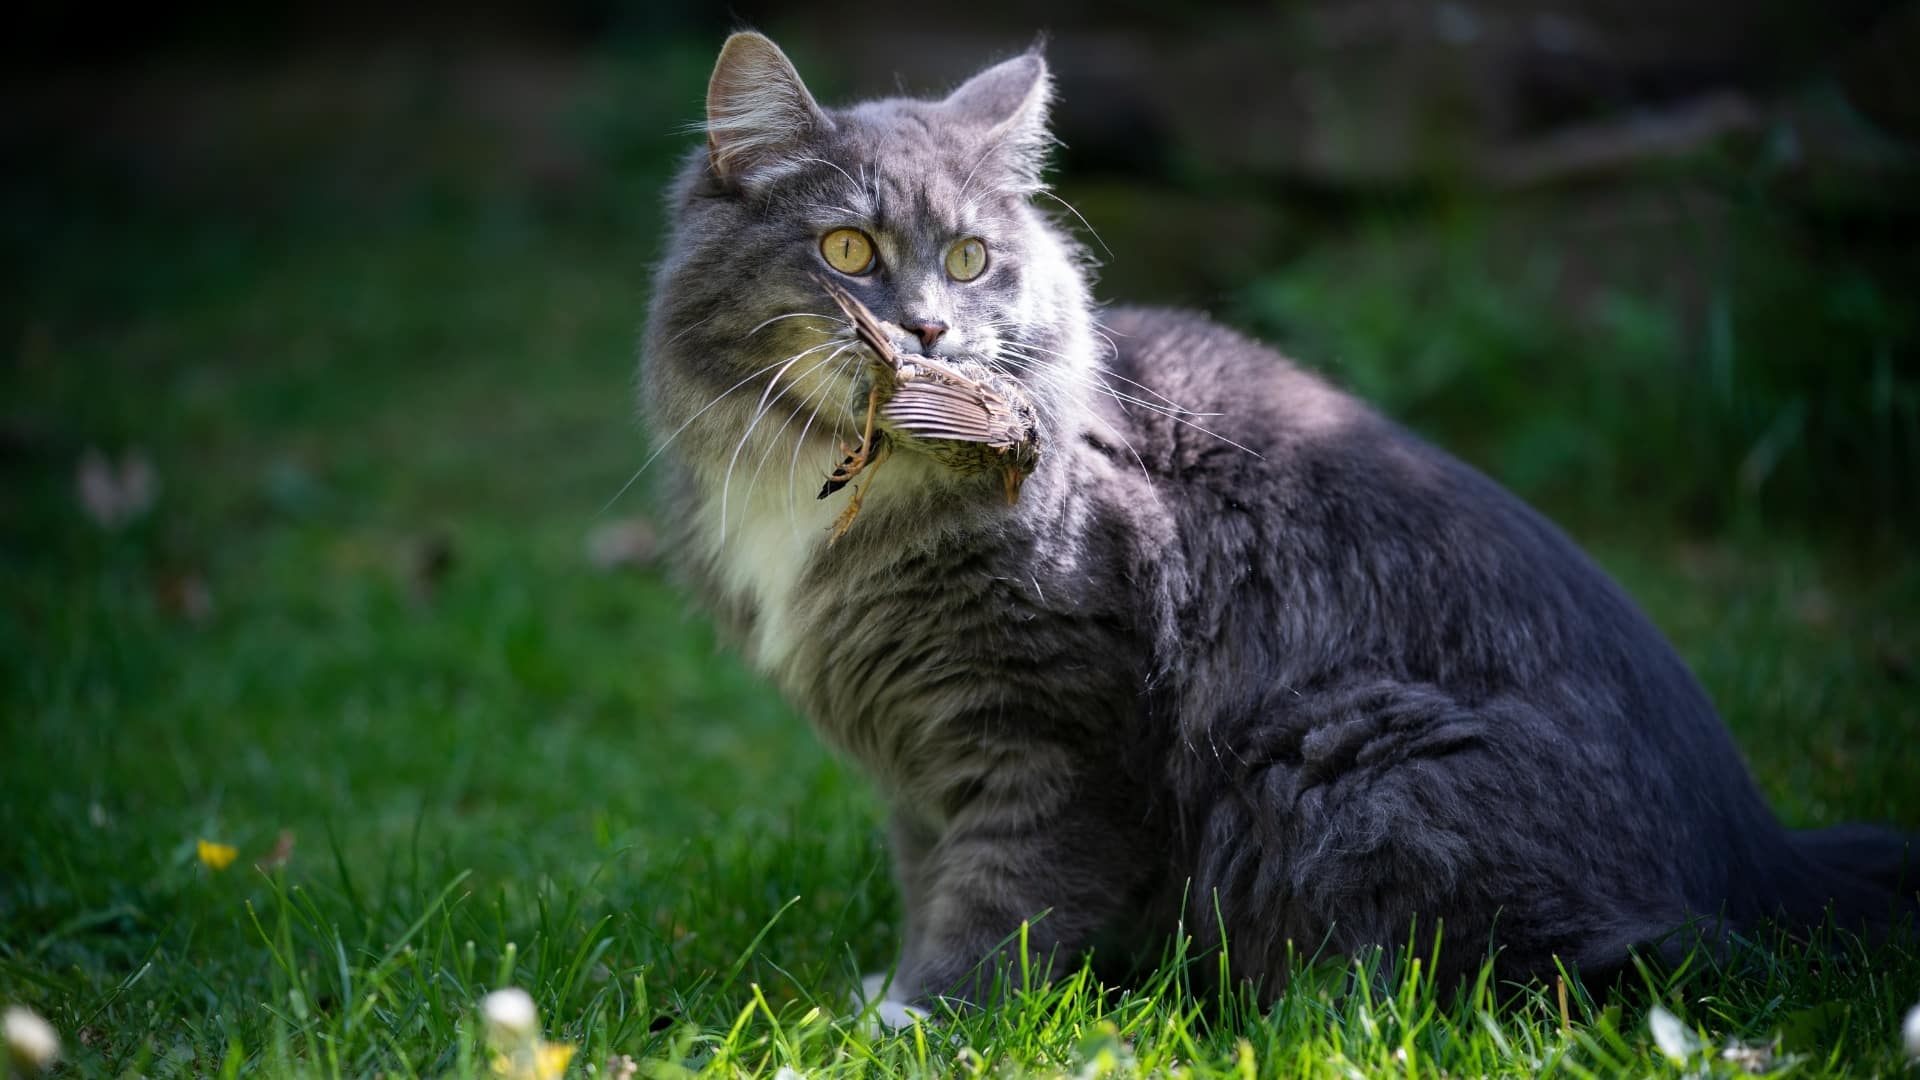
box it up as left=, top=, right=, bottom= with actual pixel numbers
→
left=706, top=32, right=834, bottom=185
left=942, top=51, right=1054, bottom=193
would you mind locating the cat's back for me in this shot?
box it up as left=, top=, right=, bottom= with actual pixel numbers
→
left=1096, top=305, right=1801, bottom=940
left=1094, top=304, right=1719, bottom=726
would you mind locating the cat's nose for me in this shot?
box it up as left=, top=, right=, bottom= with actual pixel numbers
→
left=902, top=318, right=948, bottom=352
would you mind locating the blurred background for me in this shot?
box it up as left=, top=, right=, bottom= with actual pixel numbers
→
left=7, top=0, right=1918, bottom=533
left=3, top=3, right=1918, bottom=1062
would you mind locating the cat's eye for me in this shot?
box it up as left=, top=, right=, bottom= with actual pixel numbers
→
left=946, top=237, right=988, bottom=282
left=820, top=228, right=876, bottom=275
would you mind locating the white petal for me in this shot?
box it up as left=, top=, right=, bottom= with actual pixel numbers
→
left=1648, top=1004, right=1704, bottom=1063
left=482, top=988, right=539, bottom=1041
left=4, top=1006, right=61, bottom=1070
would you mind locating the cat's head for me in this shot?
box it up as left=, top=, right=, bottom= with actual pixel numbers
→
left=643, top=32, right=1097, bottom=499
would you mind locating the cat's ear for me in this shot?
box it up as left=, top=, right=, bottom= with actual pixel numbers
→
left=942, top=50, right=1054, bottom=193
left=706, top=32, right=834, bottom=186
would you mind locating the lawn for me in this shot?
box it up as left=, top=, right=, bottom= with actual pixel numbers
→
left=3, top=43, right=1918, bottom=1079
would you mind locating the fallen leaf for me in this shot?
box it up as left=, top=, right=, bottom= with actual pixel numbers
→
left=256, top=829, right=295, bottom=870
left=585, top=517, right=658, bottom=572
left=1649, top=1004, right=1704, bottom=1063
left=76, top=447, right=159, bottom=530
left=156, top=571, right=215, bottom=625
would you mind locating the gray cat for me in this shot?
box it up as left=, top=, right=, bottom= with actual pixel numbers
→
left=638, top=32, right=1914, bottom=1010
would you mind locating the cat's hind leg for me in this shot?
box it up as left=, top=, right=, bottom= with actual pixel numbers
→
left=1190, top=680, right=1693, bottom=990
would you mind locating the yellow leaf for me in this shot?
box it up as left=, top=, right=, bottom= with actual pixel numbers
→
left=197, top=839, right=238, bottom=871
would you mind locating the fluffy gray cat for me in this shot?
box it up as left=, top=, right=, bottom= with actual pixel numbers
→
left=638, top=32, right=1914, bottom=1011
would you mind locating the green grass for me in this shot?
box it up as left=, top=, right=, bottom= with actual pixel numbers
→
left=5, top=68, right=1919, bottom=1077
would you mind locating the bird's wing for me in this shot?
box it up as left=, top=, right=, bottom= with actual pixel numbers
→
left=880, top=381, right=1000, bottom=443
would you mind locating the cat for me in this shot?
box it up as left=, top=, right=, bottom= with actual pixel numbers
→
left=638, top=31, right=1915, bottom=1010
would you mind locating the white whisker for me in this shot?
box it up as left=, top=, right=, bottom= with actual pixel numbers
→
left=739, top=344, right=853, bottom=526
left=602, top=351, right=813, bottom=515
left=787, top=347, right=860, bottom=536
left=662, top=310, right=723, bottom=349
left=718, top=339, right=844, bottom=543
left=792, top=156, right=862, bottom=196
left=1035, top=189, right=1113, bottom=261
left=741, top=343, right=848, bottom=522
left=995, top=347, right=1223, bottom=420
left=748, top=311, right=840, bottom=337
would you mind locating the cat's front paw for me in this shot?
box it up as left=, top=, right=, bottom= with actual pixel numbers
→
left=853, top=972, right=930, bottom=1033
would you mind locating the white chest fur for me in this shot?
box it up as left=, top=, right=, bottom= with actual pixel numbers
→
left=695, top=454, right=840, bottom=674
left=692, top=437, right=953, bottom=675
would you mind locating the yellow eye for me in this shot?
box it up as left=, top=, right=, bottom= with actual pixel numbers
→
left=820, top=228, right=875, bottom=275
left=946, top=237, right=988, bottom=281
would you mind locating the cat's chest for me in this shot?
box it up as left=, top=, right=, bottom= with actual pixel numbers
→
left=696, top=450, right=955, bottom=674
left=699, top=474, right=841, bottom=674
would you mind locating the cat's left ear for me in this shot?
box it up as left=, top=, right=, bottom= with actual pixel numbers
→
left=942, top=50, right=1054, bottom=193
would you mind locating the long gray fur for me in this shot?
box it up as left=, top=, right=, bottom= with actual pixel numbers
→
left=638, top=31, right=1915, bottom=1005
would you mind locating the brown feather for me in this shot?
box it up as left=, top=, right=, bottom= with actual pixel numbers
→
left=881, top=383, right=1000, bottom=442
left=816, top=275, right=900, bottom=373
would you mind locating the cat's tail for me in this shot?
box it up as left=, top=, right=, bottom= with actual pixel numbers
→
left=1770, top=824, right=1919, bottom=933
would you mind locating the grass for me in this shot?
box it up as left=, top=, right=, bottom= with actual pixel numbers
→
left=4, top=50, right=1919, bottom=1078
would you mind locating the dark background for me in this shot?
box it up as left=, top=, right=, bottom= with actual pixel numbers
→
left=5, top=0, right=1918, bottom=537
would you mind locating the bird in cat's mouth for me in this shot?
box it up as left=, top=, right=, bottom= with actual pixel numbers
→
left=814, top=278, right=1041, bottom=542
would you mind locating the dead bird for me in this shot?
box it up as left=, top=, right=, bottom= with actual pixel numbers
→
left=815, top=277, right=1040, bottom=539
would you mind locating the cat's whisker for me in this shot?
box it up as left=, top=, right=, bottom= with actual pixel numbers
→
left=747, top=311, right=842, bottom=338
left=800, top=202, right=866, bottom=219
left=990, top=351, right=1175, bottom=494
left=982, top=350, right=1160, bottom=494
left=1090, top=318, right=1128, bottom=364
left=718, top=339, right=845, bottom=543
left=955, top=144, right=998, bottom=211
left=1034, top=188, right=1113, bottom=262
left=999, top=337, right=1195, bottom=413
left=662, top=310, right=724, bottom=349
left=744, top=346, right=850, bottom=480
left=739, top=344, right=854, bottom=529
left=603, top=350, right=819, bottom=514
left=994, top=348, right=1225, bottom=424
left=959, top=122, right=1044, bottom=215
left=1043, top=367, right=1261, bottom=459
left=787, top=347, right=862, bottom=536
left=745, top=404, right=827, bottom=547
left=792, top=156, right=865, bottom=200
left=997, top=351, right=1230, bottom=431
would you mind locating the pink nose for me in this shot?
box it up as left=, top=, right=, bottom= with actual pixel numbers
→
left=903, top=318, right=948, bottom=350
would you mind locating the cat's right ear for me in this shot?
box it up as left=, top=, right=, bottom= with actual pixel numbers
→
left=706, top=32, right=834, bottom=187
